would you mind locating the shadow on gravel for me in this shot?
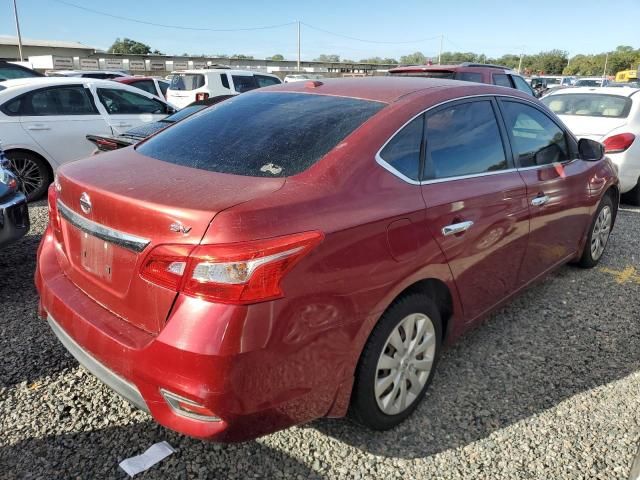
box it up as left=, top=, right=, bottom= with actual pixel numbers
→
left=0, top=421, right=321, bottom=479
left=0, top=233, right=75, bottom=387
left=313, top=260, right=640, bottom=459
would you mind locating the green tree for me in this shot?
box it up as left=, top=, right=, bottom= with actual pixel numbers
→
left=108, top=38, right=156, bottom=55
left=399, top=51, right=428, bottom=65
left=267, top=54, right=285, bottom=61
left=359, top=57, right=399, bottom=64
left=230, top=54, right=254, bottom=59
left=314, top=54, right=341, bottom=62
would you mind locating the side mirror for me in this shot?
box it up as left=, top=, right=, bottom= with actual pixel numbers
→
left=577, top=138, right=604, bottom=161
left=166, top=105, right=177, bottom=115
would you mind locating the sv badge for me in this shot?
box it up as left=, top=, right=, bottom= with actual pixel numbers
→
left=169, top=222, right=192, bottom=235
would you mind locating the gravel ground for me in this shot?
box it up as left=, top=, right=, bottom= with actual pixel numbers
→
left=1, top=201, right=639, bottom=479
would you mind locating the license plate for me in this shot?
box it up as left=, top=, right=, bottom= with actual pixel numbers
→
left=80, top=231, right=114, bottom=281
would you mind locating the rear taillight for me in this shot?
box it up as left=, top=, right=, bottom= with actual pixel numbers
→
left=95, top=138, right=119, bottom=151
left=140, top=231, right=323, bottom=305
left=195, top=92, right=209, bottom=101
left=47, top=184, right=61, bottom=233
left=603, top=133, right=635, bottom=153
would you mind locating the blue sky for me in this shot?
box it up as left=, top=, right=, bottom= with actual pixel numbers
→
left=1, top=0, right=638, bottom=60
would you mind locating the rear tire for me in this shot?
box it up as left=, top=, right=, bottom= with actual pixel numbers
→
left=349, top=293, right=442, bottom=430
left=577, top=194, right=614, bottom=268
left=5, top=150, right=52, bottom=202
left=621, top=181, right=640, bottom=206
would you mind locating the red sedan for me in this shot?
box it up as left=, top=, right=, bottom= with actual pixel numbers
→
left=36, top=77, right=618, bottom=442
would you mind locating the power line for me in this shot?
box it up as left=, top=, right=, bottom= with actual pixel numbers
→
left=301, top=22, right=442, bottom=45
left=51, top=0, right=297, bottom=32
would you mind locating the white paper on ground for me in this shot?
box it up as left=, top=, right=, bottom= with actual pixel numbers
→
left=119, top=441, right=175, bottom=477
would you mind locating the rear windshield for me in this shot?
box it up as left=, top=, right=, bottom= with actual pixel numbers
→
left=170, top=74, right=205, bottom=91
left=390, top=70, right=455, bottom=79
left=0, top=65, right=41, bottom=81
left=542, top=93, right=632, bottom=118
left=137, top=92, right=384, bottom=177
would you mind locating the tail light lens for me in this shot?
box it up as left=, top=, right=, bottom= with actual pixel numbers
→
left=47, top=184, right=61, bottom=234
left=140, top=231, right=323, bottom=304
left=603, top=133, right=635, bottom=153
left=195, top=92, right=209, bottom=101
left=95, top=138, right=120, bottom=151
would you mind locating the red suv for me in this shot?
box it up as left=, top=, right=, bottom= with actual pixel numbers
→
left=36, top=77, right=618, bottom=442
left=389, top=62, right=536, bottom=96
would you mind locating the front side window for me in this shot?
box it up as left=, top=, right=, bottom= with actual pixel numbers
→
left=493, top=73, right=512, bottom=88
left=425, top=100, right=507, bottom=179
left=379, top=115, right=423, bottom=181
left=131, top=80, right=158, bottom=96
left=255, top=75, right=282, bottom=87
left=511, top=75, right=535, bottom=96
left=137, top=92, right=384, bottom=177
left=500, top=100, right=569, bottom=167
left=232, top=75, right=259, bottom=93
left=24, top=86, right=97, bottom=116
left=96, top=88, right=166, bottom=115
left=541, top=93, right=632, bottom=119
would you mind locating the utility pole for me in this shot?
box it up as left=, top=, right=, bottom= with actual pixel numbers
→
left=517, top=52, right=524, bottom=73
left=12, top=0, right=24, bottom=62
left=438, top=34, right=443, bottom=64
left=297, top=21, right=301, bottom=72
left=602, top=52, right=609, bottom=82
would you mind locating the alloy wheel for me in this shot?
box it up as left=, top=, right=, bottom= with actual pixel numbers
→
left=590, top=205, right=612, bottom=261
left=375, top=313, right=436, bottom=415
left=7, top=156, right=43, bottom=199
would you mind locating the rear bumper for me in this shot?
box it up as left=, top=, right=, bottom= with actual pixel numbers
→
left=0, top=192, right=29, bottom=247
left=35, top=228, right=347, bottom=441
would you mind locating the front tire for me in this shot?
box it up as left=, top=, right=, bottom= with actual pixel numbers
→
left=5, top=150, right=52, bottom=201
left=577, top=194, right=614, bottom=268
left=349, top=294, right=442, bottom=430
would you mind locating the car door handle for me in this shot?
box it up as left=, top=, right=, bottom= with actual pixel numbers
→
left=442, top=220, right=474, bottom=236
left=26, top=125, right=50, bottom=131
left=114, top=123, right=132, bottom=128
left=531, top=195, right=550, bottom=207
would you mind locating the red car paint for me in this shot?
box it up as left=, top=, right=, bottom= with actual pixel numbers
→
left=35, top=77, right=618, bottom=442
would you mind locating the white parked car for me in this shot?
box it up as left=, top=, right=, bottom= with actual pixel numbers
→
left=166, top=69, right=281, bottom=108
left=542, top=87, right=640, bottom=203
left=0, top=77, right=174, bottom=200
left=45, top=70, right=128, bottom=79
left=283, top=74, right=325, bottom=83
left=574, top=77, right=610, bottom=87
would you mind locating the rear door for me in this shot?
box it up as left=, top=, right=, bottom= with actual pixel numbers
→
left=18, top=84, right=110, bottom=165
left=497, top=98, right=591, bottom=282
left=420, top=98, right=530, bottom=322
left=92, top=85, right=168, bottom=133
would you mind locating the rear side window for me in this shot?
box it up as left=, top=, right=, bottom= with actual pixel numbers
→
left=425, top=100, right=507, bottom=179
left=220, top=74, right=230, bottom=89
left=19, top=86, right=97, bottom=116
left=500, top=100, right=569, bottom=167
left=492, top=74, right=512, bottom=88
left=379, top=115, right=423, bottom=181
left=131, top=80, right=158, bottom=96
left=170, top=74, right=205, bottom=91
left=255, top=75, right=282, bottom=87
left=0, top=97, right=23, bottom=116
left=541, top=93, right=632, bottom=119
left=232, top=75, right=258, bottom=93
left=137, top=92, right=384, bottom=177
left=96, top=88, right=166, bottom=114
left=455, top=72, right=483, bottom=83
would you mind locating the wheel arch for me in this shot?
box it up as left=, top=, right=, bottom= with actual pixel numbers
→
left=605, top=184, right=619, bottom=226
left=5, top=147, right=55, bottom=180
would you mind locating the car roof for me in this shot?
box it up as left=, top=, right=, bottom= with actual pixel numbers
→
left=546, top=86, right=640, bottom=97
left=0, top=76, right=123, bottom=89
left=179, top=69, right=275, bottom=76
left=255, top=76, right=529, bottom=104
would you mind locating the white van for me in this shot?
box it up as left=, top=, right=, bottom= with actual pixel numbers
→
left=166, top=69, right=281, bottom=108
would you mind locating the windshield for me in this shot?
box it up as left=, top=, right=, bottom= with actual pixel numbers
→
left=542, top=93, right=632, bottom=118
left=162, top=104, right=206, bottom=123
left=137, top=92, right=384, bottom=177
left=169, top=74, right=205, bottom=91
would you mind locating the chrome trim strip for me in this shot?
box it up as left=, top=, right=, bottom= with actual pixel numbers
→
left=375, top=93, right=562, bottom=186
left=47, top=314, right=149, bottom=413
left=57, top=199, right=150, bottom=253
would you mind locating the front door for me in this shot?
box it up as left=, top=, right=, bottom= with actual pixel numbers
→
left=92, top=86, right=168, bottom=134
left=497, top=98, right=592, bottom=283
left=420, top=98, right=530, bottom=323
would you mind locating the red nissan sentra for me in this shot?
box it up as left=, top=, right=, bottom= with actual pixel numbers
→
left=36, top=77, right=618, bottom=441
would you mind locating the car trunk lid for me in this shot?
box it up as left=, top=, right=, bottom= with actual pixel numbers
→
left=557, top=115, right=628, bottom=141
left=54, top=150, right=285, bottom=334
